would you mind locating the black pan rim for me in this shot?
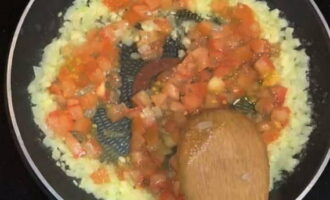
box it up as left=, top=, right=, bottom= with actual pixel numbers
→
left=5, top=0, right=330, bottom=200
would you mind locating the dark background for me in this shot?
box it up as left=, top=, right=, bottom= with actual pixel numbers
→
left=0, top=0, right=329, bottom=199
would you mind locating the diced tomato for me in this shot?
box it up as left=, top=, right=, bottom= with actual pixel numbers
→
left=68, top=104, right=84, bottom=120
left=143, top=0, right=161, bottom=10
left=65, top=133, right=86, bottom=158
left=116, top=166, right=128, bottom=181
left=131, top=131, right=146, bottom=152
left=163, top=83, right=180, bottom=100
left=250, top=39, right=271, bottom=55
left=209, top=49, right=224, bottom=64
left=176, top=0, right=189, bottom=8
left=90, top=167, right=110, bottom=184
left=271, top=85, right=288, bottom=106
left=271, top=107, right=290, bottom=127
left=230, top=45, right=253, bottom=66
left=160, top=0, right=172, bottom=9
left=129, top=169, right=145, bottom=187
left=255, top=97, right=275, bottom=115
left=149, top=172, right=168, bottom=192
left=73, top=117, right=92, bottom=134
left=191, top=47, right=210, bottom=71
left=254, top=55, right=275, bottom=77
left=170, top=101, right=186, bottom=112
left=208, top=38, right=225, bottom=52
left=83, top=138, right=102, bottom=159
left=153, top=18, right=172, bottom=34
left=196, top=21, right=213, bottom=37
left=182, top=93, right=204, bottom=112
left=262, top=131, right=280, bottom=145
left=79, top=93, right=98, bottom=110
left=132, top=115, right=147, bottom=136
left=198, top=69, right=212, bottom=82
left=232, top=3, right=260, bottom=38
left=211, top=0, right=228, bottom=16
left=88, top=68, right=104, bottom=85
left=106, top=103, right=128, bottom=122
left=185, top=82, right=208, bottom=97
left=60, top=79, right=77, bottom=98
left=102, top=0, right=131, bottom=11
left=47, top=110, right=74, bottom=136
left=236, top=65, right=258, bottom=89
left=151, top=93, right=167, bottom=108
left=132, top=90, right=152, bottom=107
left=214, top=64, right=232, bottom=77
left=67, top=98, right=80, bottom=106
left=124, top=4, right=150, bottom=24
left=232, top=3, right=255, bottom=25
left=144, top=123, right=160, bottom=152
left=182, top=83, right=207, bottom=111
left=49, top=83, right=62, bottom=95
left=131, top=151, right=157, bottom=176
left=97, top=56, right=114, bottom=71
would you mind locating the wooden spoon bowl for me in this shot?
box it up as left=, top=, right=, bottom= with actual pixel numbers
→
left=178, top=110, right=269, bottom=200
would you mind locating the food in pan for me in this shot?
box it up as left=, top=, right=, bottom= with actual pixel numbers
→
left=28, top=0, right=312, bottom=199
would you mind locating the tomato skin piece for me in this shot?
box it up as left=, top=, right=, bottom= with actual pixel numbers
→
left=214, top=64, right=232, bottom=78
left=47, top=110, right=74, bottom=137
left=254, top=55, right=275, bottom=77
left=90, top=167, right=110, bottom=184
left=271, top=85, right=287, bottom=106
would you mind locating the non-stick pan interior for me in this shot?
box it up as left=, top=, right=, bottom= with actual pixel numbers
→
left=6, top=0, right=330, bottom=199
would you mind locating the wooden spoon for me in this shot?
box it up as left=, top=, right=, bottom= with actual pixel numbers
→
left=178, top=110, right=269, bottom=200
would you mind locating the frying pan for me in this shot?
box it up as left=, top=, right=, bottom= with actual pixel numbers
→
left=5, top=0, right=330, bottom=199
